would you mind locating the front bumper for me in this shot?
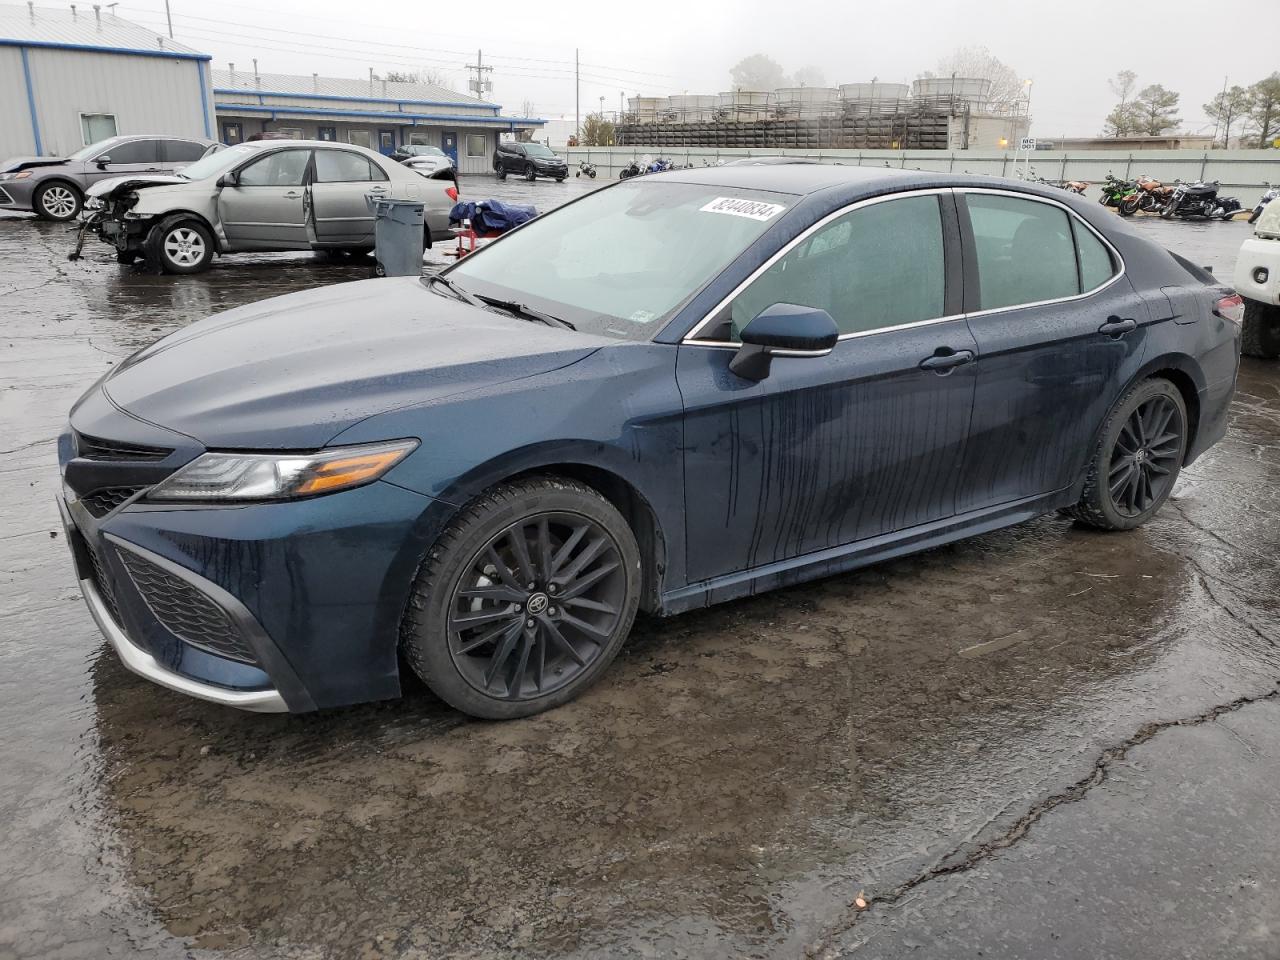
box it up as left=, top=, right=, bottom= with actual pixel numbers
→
left=0, top=178, right=36, bottom=210
left=533, top=164, right=569, bottom=178
left=1234, top=237, right=1280, bottom=306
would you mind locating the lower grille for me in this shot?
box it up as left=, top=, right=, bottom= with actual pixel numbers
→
left=82, top=486, right=146, bottom=518
left=0, top=187, right=14, bottom=205
left=116, top=551, right=258, bottom=665
left=84, top=538, right=122, bottom=626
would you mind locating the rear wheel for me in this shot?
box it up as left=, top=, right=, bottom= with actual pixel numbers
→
left=1119, top=195, right=1140, bottom=217
left=1063, top=378, right=1186, bottom=531
left=525, top=164, right=537, bottom=181
left=144, top=216, right=214, bottom=274
left=33, top=181, right=82, bottom=222
left=402, top=476, right=641, bottom=719
left=1242, top=299, right=1280, bottom=359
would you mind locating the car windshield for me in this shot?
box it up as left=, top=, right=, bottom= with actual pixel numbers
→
left=177, top=144, right=257, bottom=180
left=524, top=144, right=556, bottom=159
left=409, top=146, right=445, bottom=157
left=446, top=180, right=794, bottom=341
left=68, top=137, right=120, bottom=161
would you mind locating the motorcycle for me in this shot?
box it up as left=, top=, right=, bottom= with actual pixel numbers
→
left=1159, top=180, right=1245, bottom=220
left=646, top=157, right=674, bottom=173
left=618, top=158, right=643, bottom=179
left=1249, top=182, right=1278, bottom=224
left=1099, top=173, right=1138, bottom=208
left=1119, top=175, right=1174, bottom=216
left=575, top=160, right=597, bottom=179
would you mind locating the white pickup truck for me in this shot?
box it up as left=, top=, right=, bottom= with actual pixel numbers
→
left=1234, top=196, right=1280, bottom=358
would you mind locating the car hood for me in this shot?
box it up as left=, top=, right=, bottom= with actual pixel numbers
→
left=0, top=155, right=68, bottom=173
left=100, top=277, right=608, bottom=449
left=87, top=174, right=187, bottom=199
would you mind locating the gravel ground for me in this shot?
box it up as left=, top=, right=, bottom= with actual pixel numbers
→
left=0, top=175, right=1277, bottom=960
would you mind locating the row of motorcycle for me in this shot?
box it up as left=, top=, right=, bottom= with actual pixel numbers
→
left=1100, top=174, right=1277, bottom=222
left=618, top=156, right=724, bottom=179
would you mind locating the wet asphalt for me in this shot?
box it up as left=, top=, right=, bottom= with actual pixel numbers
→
left=1, top=176, right=1278, bottom=960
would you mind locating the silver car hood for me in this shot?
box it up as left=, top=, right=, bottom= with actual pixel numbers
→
left=87, top=174, right=186, bottom=199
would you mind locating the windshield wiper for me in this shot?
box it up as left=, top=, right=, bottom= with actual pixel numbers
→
left=475, top=294, right=576, bottom=331
left=426, top=273, right=483, bottom=307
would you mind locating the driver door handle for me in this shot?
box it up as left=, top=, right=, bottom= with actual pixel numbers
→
left=1098, top=316, right=1137, bottom=338
left=282, top=190, right=303, bottom=199
left=919, top=349, right=975, bottom=373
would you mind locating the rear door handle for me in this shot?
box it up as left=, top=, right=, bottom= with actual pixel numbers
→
left=368, top=185, right=389, bottom=193
left=1098, top=316, right=1137, bottom=337
left=919, top=349, right=975, bottom=373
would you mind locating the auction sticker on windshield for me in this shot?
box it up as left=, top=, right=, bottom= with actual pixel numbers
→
left=699, top=197, right=787, bottom=221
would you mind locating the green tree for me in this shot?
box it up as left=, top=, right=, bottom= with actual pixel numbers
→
left=581, top=113, right=615, bottom=146
left=1131, top=84, right=1181, bottom=136
left=1248, top=73, right=1280, bottom=147
left=729, top=54, right=787, bottom=91
left=1204, top=85, right=1254, bottom=147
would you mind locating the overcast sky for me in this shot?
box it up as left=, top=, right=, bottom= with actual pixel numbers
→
left=120, top=0, right=1273, bottom=137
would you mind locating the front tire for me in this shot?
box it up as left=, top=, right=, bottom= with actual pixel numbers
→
left=402, top=476, right=641, bottom=719
left=33, top=181, right=82, bottom=221
left=144, top=216, right=214, bottom=274
left=1063, top=378, right=1187, bottom=531
left=1242, top=299, right=1280, bottom=359
left=525, top=164, right=537, bottom=182
left=494, top=163, right=507, bottom=181
left=1119, top=196, right=1140, bottom=217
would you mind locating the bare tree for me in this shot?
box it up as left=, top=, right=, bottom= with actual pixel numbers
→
left=1204, top=85, right=1254, bottom=147
left=382, top=68, right=455, bottom=90
left=1248, top=73, right=1280, bottom=148
left=520, top=98, right=536, bottom=119
left=928, top=46, right=1024, bottom=104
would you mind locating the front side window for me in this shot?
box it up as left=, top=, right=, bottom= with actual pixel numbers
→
left=237, top=149, right=310, bottom=187
left=466, top=134, right=488, bottom=157
left=314, top=150, right=385, bottom=183
left=966, top=194, right=1079, bottom=310
left=80, top=113, right=117, bottom=145
left=714, top=194, right=946, bottom=341
left=449, top=180, right=794, bottom=341
left=347, top=129, right=372, bottom=148
left=524, top=143, right=555, bottom=158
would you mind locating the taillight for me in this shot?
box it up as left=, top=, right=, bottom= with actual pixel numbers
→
left=1215, top=293, right=1245, bottom=325
left=446, top=186, right=458, bottom=201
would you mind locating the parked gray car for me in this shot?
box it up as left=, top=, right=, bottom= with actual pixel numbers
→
left=0, top=135, right=220, bottom=222
left=82, top=140, right=458, bottom=273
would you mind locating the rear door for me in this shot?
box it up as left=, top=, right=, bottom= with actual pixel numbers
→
left=954, top=189, right=1150, bottom=513
left=310, top=148, right=388, bottom=245
left=159, top=139, right=209, bottom=173
left=678, top=190, right=977, bottom=582
left=218, top=147, right=312, bottom=249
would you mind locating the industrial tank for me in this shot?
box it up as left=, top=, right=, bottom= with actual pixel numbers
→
left=666, top=94, right=720, bottom=122
left=717, top=90, right=772, bottom=121
left=627, top=97, right=666, bottom=123
left=838, top=81, right=910, bottom=103
left=773, top=86, right=841, bottom=118
left=911, top=77, right=993, bottom=107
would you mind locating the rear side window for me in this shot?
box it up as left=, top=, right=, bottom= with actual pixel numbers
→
left=1074, top=220, right=1117, bottom=291
left=314, top=150, right=386, bottom=183
left=965, top=194, right=1078, bottom=310
left=100, top=139, right=158, bottom=164
left=162, top=140, right=208, bottom=163
left=238, top=149, right=310, bottom=186
left=726, top=194, right=946, bottom=339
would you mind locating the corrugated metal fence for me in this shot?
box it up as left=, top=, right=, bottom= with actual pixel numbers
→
left=557, top=147, right=1280, bottom=201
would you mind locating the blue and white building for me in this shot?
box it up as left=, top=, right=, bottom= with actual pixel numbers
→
left=0, top=3, right=214, bottom=158
left=212, top=69, right=545, bottom=175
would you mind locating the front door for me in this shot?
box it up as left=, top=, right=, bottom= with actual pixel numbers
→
left=221, top=122, right=243, bottom=145
left=952, top=190, right=1151, bottom=513
left=85, top=138, right=161, bottom=186
left=218, top=147, right=313, bottom=249
left=678, top=191, right=976, bottom=583
left=378, top=129, right=396, bottom=155
left=442, top=131, right=458, bottom=168
left=310, top=148, right=388, bottom=245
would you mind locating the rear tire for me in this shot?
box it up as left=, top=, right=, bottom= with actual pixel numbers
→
left=1241, top=299, right=1280, bottom=359
left=401, top=476, right=641, bottom=720
left=525, top=164, right=537, bottom=182
left=33, top=181, right=82, bottom=222
left=114, top=250, right=138, bottom=265
left=144, top=216, right=214, bottom=274
left=1119, top=196, right=1140, bottom=217
left=1063, top=378, right=1187, bottom=531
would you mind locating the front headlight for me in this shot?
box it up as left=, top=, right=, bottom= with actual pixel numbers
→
left=0, top=170, right=32, bottom=182
left=85, top=197, right=103, bottom=210
left=148, top=439, right=418, bottom=502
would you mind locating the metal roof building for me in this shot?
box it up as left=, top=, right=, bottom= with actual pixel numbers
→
left=212, top=69, right=546, bottom=174
left=0, top=2, right=213, bottom=158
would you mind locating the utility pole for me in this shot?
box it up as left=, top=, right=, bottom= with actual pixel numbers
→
left=162, top=0, right=173, bottom=37
left=1211, top=75, right=1228, bottom=147
left=574, top=48, right=580, bottom=142
left=466, top=49, right=493, bottom=101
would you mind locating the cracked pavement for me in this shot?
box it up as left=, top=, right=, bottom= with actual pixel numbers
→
left=1, top=183, right=1278, bottom=959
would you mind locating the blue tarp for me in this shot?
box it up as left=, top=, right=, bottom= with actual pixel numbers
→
left=448, top=200, right=538, bottom=234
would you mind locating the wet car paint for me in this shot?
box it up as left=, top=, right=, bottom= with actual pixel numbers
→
left=1, top=185, right=1278, bottom=958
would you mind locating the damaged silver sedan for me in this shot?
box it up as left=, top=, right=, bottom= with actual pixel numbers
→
left=73, top=140, right=457, bottom=273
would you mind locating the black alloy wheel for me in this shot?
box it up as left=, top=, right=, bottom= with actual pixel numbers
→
left=447, top=512, right=627, bottom=700
left=1106, top=393, right=1182, bottom=518
left=402, top=476, right=641, bottom=719
left=1064, top=378, right=1186, bottom=531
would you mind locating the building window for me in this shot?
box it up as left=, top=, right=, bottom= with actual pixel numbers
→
left=347, top=129, right=372, bottom=148
left=409, top=130, right=430, bottom=145
left=275, top=127, right=304, bottom=140
left=317, top=126, right=336, bottom=141
left=466, top=133, right=488, bottom=158
left=80, top=113, right=117, bottom=145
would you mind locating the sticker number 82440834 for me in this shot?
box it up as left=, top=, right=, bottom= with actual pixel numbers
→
left=698, top=197, right=787, bottom=221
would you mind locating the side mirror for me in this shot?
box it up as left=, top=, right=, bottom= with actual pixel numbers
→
left=729, top=303, right=839, bottom=381
left=216, top=170, right=238, bottom=187
left=95, top=155, right=112, bottom=168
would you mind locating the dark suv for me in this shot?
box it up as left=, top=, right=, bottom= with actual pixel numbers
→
left=493, top=141, right=568, bottom=182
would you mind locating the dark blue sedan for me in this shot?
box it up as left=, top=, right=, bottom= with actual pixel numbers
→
left=58, top=165, right=1243, bottom=718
